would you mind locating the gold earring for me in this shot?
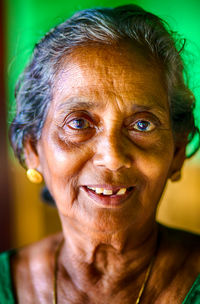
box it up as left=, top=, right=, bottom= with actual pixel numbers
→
left=170, top=171, right=181, bottom=182
left=26, top=169, right=43, bottom=184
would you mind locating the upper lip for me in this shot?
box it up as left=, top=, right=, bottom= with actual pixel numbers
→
left=83, top=184, right=134, bottom=191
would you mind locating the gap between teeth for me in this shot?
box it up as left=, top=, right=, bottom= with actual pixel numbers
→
left=87, top=187, right=127, bottom=195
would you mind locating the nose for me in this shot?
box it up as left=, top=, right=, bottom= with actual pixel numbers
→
left=93, top=133, right=132, bottom=171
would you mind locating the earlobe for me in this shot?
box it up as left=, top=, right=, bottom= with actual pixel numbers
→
left=24, top=138, right=44, bottom=183
left=24, top=137, right=41, bottom=170
left=26, top=168, right=43, bottom=183
left=169, top=144, right=186, bottom=182
left=170, top=170, right=181, bottom=182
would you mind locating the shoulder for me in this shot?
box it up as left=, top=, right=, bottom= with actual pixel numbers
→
left=159, top=224, right=200, bottom=272
left=12, top=232, right=61, bottom=269
left=12, top=231, right=63, bottom=275
left=17, top=233, right=62, bottom=261
left=11, top=232, right=63, bottom=303
left=149, top=225, right=200, bottom=303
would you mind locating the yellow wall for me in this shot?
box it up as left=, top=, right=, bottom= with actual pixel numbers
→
left=157, top=157, right=200, bottom=234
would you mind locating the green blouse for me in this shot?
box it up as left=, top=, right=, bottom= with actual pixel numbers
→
left=0, top=250, right=199, bottom=303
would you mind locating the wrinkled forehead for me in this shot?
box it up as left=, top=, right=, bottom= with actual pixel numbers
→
left=52, top=42, right=168, bottom=112
left=54, top=41, right=165, bottom=85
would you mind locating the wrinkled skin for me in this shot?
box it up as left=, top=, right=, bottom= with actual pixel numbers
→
left=12, top=43, right=200, bottom=303
left=36, top=43, right=178, bottom=238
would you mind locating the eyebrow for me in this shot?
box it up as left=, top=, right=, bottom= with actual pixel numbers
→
left=55, top=95, right=168, bottom=116
left=55, top=97, right=100, bottom=113
left=131, top=103, right=168, bottom=116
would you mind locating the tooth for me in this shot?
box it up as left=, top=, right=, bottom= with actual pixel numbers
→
left=95, top=188, right=104, bottom=194
left=103, top=189, right=113, bottom=195
left=88, top=187, right=96, bottom=190
left=116, top=188, right=127, bottom=195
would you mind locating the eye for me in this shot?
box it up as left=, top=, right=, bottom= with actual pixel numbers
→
left=67, top=118, right=91, bottom=130
left=132, top=120, right=155, bottom=132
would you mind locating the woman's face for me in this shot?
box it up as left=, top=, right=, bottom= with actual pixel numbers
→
left=34, top=43, right=183, bottom=232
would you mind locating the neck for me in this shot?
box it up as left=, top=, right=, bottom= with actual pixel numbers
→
left=58, top=215, right=158, bottom=295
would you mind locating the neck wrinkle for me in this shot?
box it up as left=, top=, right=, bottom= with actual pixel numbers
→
left=58, top=220, right=158, bottom=295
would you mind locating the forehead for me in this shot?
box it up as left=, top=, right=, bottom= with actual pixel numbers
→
left=52, top=43, right=168, bottom=112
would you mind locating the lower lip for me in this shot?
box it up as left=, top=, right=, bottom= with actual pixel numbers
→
left=81, top=186, right=135, bottom=208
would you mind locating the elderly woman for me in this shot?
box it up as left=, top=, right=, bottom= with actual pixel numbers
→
left=1, top=4, right=200, bottom=304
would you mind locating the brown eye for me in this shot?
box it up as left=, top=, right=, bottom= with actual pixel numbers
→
left=132, top=120, right=156, bottom=132
left=68, top=118, right=90, bottom=130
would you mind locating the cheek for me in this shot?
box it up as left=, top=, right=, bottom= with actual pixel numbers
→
left=38, top=130, right=93, bottom=211
left=136, top=139, right=174, bottom=208
left=140, top=151, right=172, bottom=180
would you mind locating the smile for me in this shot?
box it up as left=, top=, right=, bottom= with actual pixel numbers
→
left=87, top=186, right=132, bottom=196
left=81, top=185, right=135, bottom=207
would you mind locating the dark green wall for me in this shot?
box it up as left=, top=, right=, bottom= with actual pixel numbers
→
left=6, top=0, right=200, bottom=157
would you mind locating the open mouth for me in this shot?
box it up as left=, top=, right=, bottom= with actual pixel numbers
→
left=81, top=185, right=135, bottom=207
left=86, top=186, right=134, bottom=196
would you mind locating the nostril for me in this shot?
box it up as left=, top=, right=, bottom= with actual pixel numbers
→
left=127, top=186, right=134, bottom=191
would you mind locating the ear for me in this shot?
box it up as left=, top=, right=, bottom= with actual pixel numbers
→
left=168, top=143, right=187, bottom=181
left=24, top=137, right=41, bottom=170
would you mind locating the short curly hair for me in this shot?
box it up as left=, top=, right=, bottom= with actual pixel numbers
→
left=9, top=4, right=200, bottom=166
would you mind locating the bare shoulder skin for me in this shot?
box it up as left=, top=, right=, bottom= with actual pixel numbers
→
left=149, top=225, right=200, bottom=303
left=11, top=226, right=200, bottom=304
left=11, top=233, right=63, bottom=303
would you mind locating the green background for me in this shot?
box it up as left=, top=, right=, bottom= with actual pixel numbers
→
left=6, top=0, right=200, bottom=158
